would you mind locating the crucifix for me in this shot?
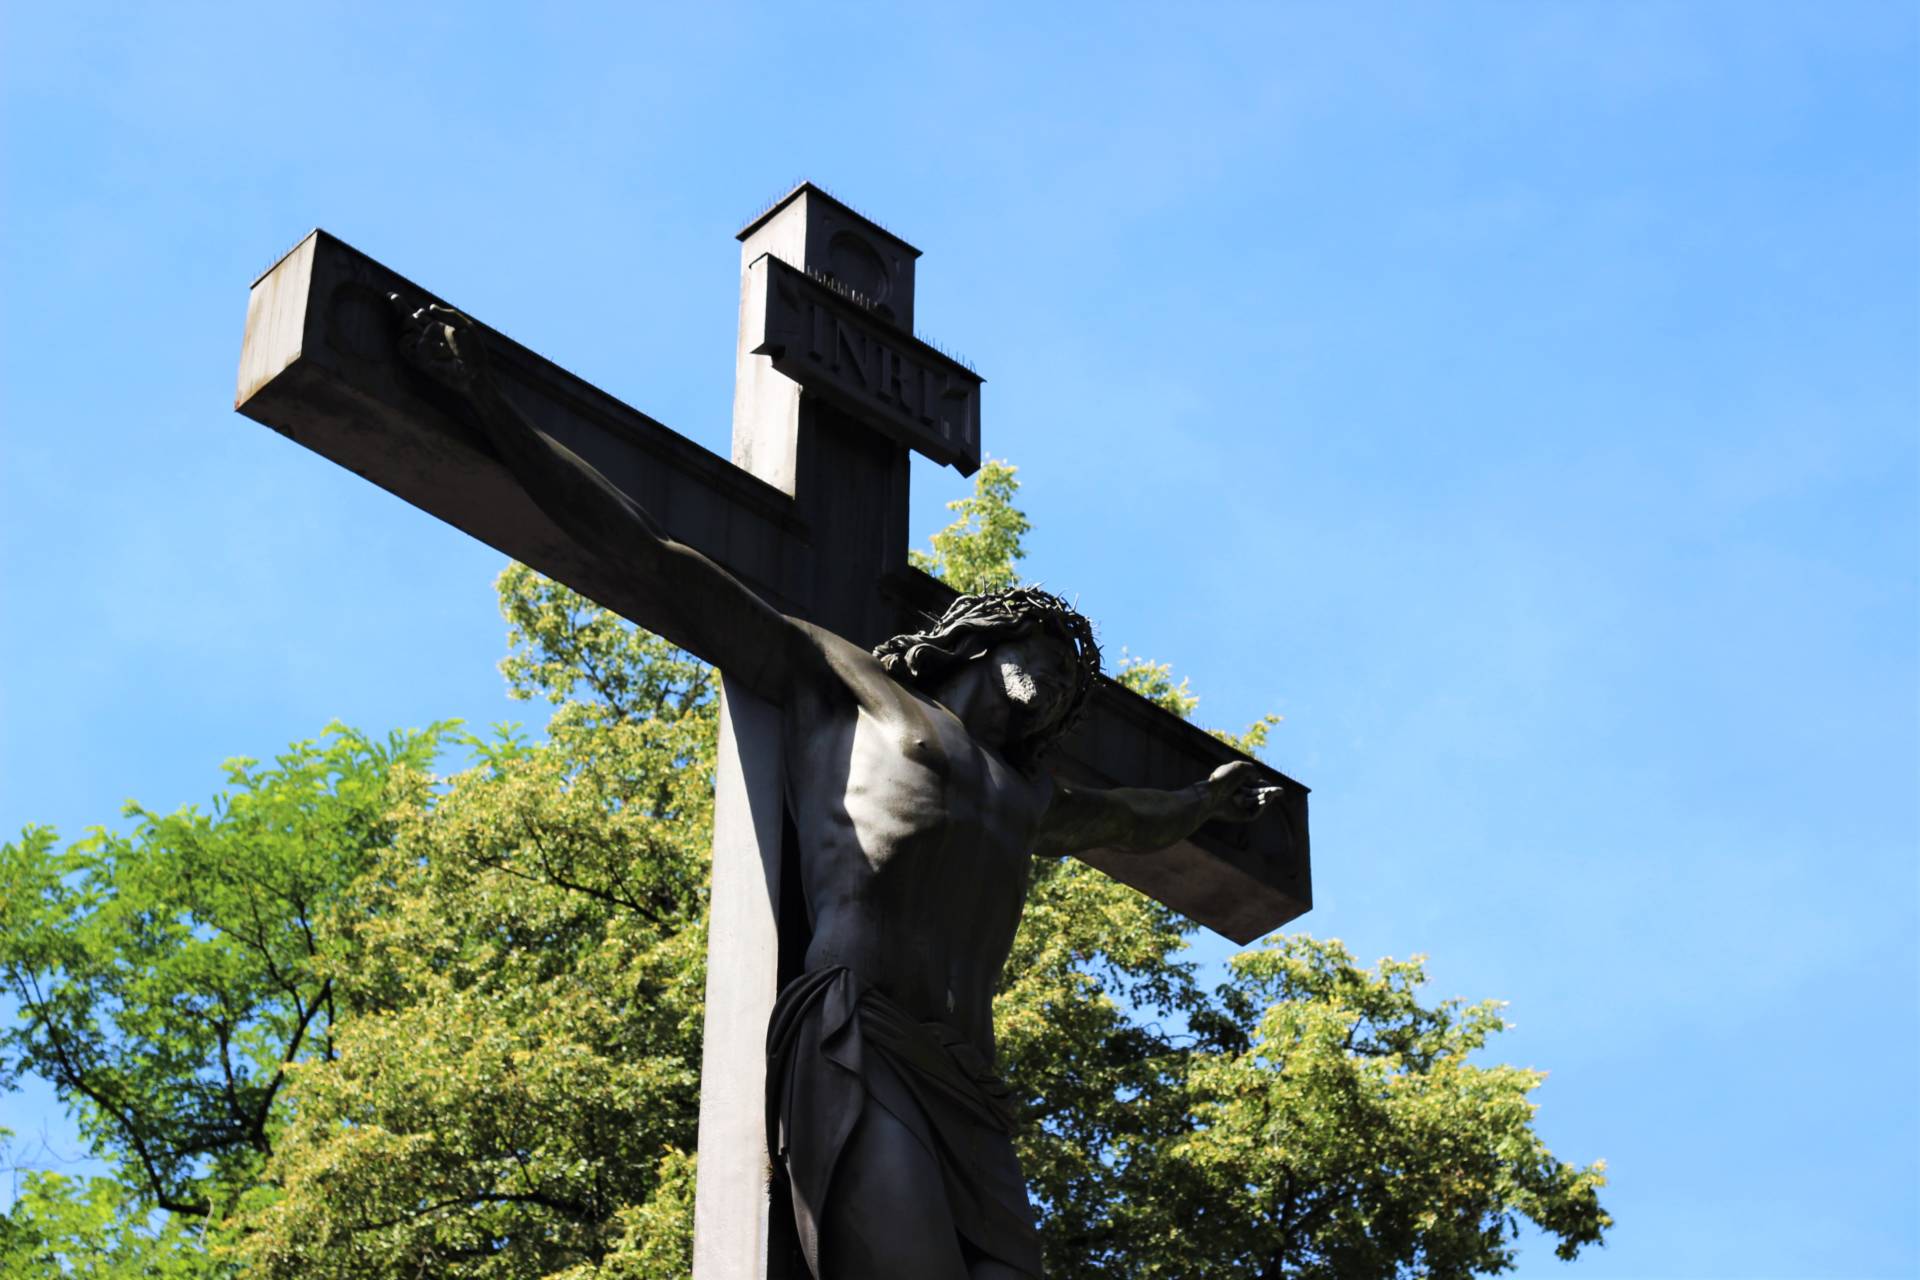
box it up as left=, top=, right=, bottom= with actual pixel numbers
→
left=235, top=184, right=1311, bottom=1279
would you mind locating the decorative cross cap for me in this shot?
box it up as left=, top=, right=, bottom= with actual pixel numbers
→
left=738, top=182, right=922, bottom=332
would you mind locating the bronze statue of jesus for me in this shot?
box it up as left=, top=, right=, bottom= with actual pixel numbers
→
left=399, top=302, right=1275, bottom=1280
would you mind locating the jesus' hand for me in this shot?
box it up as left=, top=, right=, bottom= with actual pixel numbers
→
left=392, top=297, right=489, bottom=397
left=1204, top=760, right=1280, bottom=823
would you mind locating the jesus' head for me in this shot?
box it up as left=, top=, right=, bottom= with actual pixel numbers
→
left=871, top=586, right=1102, bottom=768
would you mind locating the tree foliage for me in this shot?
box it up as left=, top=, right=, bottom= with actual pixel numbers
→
left=236, top=579, right=718, bottom=1280
left=0, top=1160, right=206, bottom=1279
left=0, top=727, right=447, bottom=1274
left=910, top=456, right=1031, bottom=595
left=2, top=458, right=1608, bottom=1278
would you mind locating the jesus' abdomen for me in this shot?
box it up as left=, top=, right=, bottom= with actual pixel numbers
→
left=785, top=694, right=1046, bottom=1059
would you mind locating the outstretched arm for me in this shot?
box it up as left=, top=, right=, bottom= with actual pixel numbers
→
left=395, top=300, right=806, bottom=701
left=1038, top=760, right=1280, bottom=857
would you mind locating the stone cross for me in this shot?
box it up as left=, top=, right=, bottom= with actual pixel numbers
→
left=234, top=184, right=1311, bottom=1280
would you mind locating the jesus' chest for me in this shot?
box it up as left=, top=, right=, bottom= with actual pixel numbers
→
left=827, top=702, right=1047, bottom=890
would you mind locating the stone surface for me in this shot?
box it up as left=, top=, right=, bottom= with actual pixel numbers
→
left=692, top=688, right=794, bottom=1279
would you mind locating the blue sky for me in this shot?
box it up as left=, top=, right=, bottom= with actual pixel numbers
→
left=3, top=4, right=1915, bottom=1276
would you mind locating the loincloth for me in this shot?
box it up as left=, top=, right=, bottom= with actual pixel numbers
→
left=766, top=965, right=1042, bottom=1277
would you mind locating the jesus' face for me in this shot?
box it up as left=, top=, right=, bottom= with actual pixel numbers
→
left=988, top=632, right=1078, bottom=736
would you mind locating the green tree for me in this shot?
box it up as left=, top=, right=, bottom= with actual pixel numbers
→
left=910, top=456, right=1031, bottom=594
left=0, top=728, right=449, bottom=1276
left=3, top=457, right=1607, bottom=1279
left=235, top=630, right=715, bottom=1278
left=1, top=1152, right=204, bottom=1280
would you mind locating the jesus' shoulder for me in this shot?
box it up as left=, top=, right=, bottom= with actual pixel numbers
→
left=772, top=619, right=957, bottom=741
left=614, top=549, right=920, bottom=738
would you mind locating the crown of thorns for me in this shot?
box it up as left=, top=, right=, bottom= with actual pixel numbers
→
left=872, top=587, right=1103, bottom=752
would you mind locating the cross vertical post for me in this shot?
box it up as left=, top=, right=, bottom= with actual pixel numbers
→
left=694, top=187, right=932, bottom=1280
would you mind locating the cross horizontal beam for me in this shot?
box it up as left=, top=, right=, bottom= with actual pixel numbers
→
left=236, top=230, right=810, bottom=656
left=235, top=229, right=1310, bottom=943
